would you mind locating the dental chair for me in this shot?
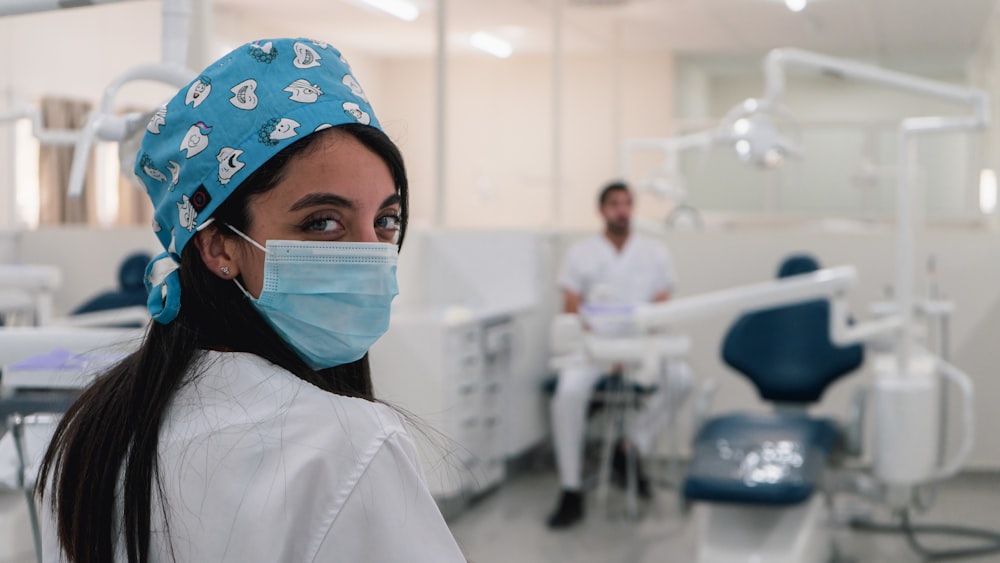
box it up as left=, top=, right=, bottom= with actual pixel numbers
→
left=69, top=251, right=151, bottom=326
left=683, top=255, right=864, bottom=563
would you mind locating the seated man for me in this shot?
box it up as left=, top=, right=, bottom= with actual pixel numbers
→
left=547, top=181, right=692, bottom=529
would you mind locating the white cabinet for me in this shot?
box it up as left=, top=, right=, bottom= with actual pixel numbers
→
left=369, top=310, right=513, bottom=512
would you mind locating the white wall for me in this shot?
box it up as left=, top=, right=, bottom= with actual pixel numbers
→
left=212, top=7, right=676, bottom=232
left=374, top=51, right=676, bottom=231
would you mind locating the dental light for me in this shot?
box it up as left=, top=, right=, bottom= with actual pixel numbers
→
left=715, top=97, right=802, bottom=169
left=731, top=48, right=989, bottom=369
left=618, top=130, right=715, bottom=227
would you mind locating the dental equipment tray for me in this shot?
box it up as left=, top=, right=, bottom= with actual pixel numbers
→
left=683, top=412, right=840, bottom=506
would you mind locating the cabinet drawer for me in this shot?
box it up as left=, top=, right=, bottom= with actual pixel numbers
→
left=449, top=352, right=482, bottom=379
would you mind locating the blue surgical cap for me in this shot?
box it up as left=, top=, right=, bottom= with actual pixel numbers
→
left=138, top=38, right=382, bottom=324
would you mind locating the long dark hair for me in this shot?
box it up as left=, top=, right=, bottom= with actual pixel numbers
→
left=36, top=123, right=409, bottom=563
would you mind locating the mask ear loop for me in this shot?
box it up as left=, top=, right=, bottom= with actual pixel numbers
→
left=209, top=220, right=268, bottom=299
left=220, top=221, right=268, bottom=254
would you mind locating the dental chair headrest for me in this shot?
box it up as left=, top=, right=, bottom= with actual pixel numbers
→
left=119, top=252, right=152, bottom=292
left=777, top=254, right=820, bottom=278
left=721, top=251, right=863, bottom=404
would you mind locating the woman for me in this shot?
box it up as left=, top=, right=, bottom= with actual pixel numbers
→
left=37, top=38, right=466, bottom=563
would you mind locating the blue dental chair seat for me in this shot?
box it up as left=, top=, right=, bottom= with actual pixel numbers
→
left=683, top=413, right=839, bottom=505
left=682, top=254, right=863, bottom=507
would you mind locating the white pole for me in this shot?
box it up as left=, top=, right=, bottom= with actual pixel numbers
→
left=896, top=130, right=914, bottom=369
left=161, top=0, right=193, bottom=69
left=434, top=0, right=447, bottom=227
left=552, top=0, right=564, bottom=226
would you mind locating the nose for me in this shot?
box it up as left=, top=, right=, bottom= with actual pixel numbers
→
left=349, top=221, right=380, bottom=243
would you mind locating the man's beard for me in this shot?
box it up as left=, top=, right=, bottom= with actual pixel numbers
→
left=606, top=219, right=629, bottom=237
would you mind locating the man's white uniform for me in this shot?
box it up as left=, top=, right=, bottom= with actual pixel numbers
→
left=553, top=233, right=692, bottom=491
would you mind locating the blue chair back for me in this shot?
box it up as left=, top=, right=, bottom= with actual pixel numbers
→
left=71, top=251, right=151, bottom=315
left=721, top=254, right=863, bottom=403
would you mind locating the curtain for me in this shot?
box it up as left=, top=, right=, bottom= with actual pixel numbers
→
left=117, top=166, right=154, bottom=227
left=36, top=99, right=154, bottom=227
left=37, top=97, right=96, bottom=225
left=116, top=106, right=155, bottom=227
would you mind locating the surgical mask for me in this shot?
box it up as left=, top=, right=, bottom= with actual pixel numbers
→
left=226, top=224, right=398, bottom=370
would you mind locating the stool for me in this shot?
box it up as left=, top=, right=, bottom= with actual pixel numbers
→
left=543, top=372, right=657, bottom=518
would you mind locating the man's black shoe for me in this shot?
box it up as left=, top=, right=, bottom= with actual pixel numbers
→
left=546, top=489, right=584, bottom=529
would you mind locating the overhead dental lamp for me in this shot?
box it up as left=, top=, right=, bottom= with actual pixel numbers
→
left=715, top=97, right=802, bottom=169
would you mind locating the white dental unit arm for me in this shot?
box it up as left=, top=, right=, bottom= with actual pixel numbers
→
left=597, top=48, right=984, bottom=509
left=0, top=0, right=196, bottom=196
left=622, top=265, right=975, bottom=495
left=762, top=49, right=984, bottom=497
left=575, top=251, right=974, bottom=507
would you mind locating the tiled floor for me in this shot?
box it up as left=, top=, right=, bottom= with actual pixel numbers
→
left=4, top=465, right=998, bottom=562
left=449, top=468, right=1000, bottom=563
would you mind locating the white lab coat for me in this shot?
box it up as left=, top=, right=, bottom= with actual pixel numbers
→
left=551, top=233, right=690, bottom=489
left=41, top=351, right=466, bottom=562
left=557, top=233, right=677, bottom=307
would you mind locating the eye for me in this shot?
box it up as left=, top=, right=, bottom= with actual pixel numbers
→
left=303, top=217, right=343, bottom=233
left=376, top=214, right=401, bottom=232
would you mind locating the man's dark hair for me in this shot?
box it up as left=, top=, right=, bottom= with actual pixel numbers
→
left=598, top=181, right=630, bottom=207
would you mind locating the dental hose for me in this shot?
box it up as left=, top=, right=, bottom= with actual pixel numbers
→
left=850, top=509, right=1000, bottom=561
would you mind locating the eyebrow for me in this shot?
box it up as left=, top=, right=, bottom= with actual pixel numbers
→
left=380, top=193, right=402, bottom=209
left=288, top=192, right=401, bottom=213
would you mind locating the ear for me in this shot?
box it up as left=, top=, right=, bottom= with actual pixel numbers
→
left=192, top=225, right=240, bottom=280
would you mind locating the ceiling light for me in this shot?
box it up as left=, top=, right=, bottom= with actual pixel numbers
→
left=785, top=0, right=807, bottom=12
left=357, top=0, right=419, bottom=22
left=470, top=32, right=513, bottom=59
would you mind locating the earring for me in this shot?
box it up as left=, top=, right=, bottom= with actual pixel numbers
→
left=220, top=266, right=231, bottom=276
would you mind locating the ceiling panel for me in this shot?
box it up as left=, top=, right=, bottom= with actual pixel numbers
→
left=214, top=0, right=1000, bottom=70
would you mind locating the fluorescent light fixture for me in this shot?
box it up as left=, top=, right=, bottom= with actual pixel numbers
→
left=980, top=168, right=997, bottom=214
left=357, top=0, right=419, bottom=21
left=785, top=0, right=807, bottom=12
left=470, top=32, right=513, bottom=59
